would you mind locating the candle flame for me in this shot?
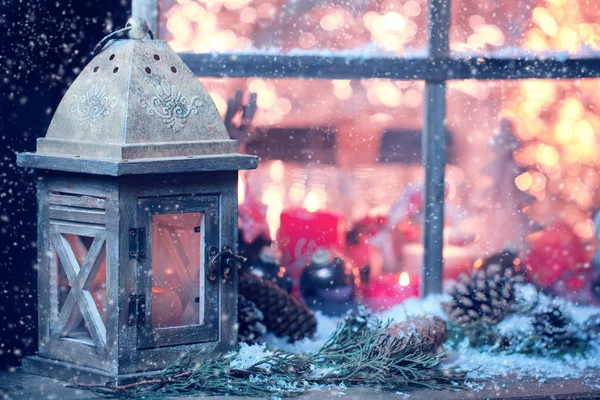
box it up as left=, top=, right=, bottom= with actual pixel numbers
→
left=304, top=191, right=324, bottom=212
left=399, top=272, right=410, bottom=286
left=262, top=183, right=284, bottom=241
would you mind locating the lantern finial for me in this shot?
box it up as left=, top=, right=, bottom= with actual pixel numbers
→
left=126, top=17, right=150, bottom=40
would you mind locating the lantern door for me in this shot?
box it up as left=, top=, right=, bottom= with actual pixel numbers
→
left=136, top=195, right=220, bottom=349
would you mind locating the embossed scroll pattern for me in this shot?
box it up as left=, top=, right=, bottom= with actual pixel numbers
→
left=140, top=80, right=204, bottom=132
left=71, top=79, right=118, bottom=125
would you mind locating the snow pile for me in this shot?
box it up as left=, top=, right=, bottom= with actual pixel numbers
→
left=402, top=286, right=600, bottom=380
left=229, top=342, right=273, bottom=370
left=496, top=314, right=534, bottom=337
left=190, top=44, right=429, bottom=58
left=450, top=339, right=600, bottom=380
left=265, top=287, right=600, bottom=381
left=264, top=296, right=448, bottom=353
left=380, top=293, right=450, bottom=322
left=451, top=45, right=600, bottom=60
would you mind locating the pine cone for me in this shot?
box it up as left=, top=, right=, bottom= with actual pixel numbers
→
left=387, top=315, right=447, bottom=353
left=239, top=273, right=317, bottom=342
left=443, top=266, right=516, bottom=329
left=532, top=302, right=572, bottom=344
left=583, top=313, right=600, bottom=339
left=237, top=294, right=266, bottom=344
left=528, top=301, right=592, bottom=356
left=480, top=249, right=527, bottom=284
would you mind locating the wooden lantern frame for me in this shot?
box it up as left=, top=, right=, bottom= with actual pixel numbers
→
left=17, top=29, right=257, bottom=383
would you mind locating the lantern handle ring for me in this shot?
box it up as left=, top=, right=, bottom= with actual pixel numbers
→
left=91, top=17, right=155, bottom=58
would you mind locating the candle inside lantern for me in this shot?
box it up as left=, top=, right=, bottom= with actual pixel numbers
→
left=151, top=213, right=203, bottom=327
left=151, top=287, right=184, bottom=328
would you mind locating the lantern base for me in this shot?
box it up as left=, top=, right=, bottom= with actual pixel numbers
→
left=21, top=356, right=161, bottom=385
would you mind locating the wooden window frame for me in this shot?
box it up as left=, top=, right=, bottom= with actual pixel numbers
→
left=134, top=0, right=600, bottom=295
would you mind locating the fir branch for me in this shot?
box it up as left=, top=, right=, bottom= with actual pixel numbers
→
left=78, top=311, right=466, bottom=398
left=311, top=313, right=461, bottom=389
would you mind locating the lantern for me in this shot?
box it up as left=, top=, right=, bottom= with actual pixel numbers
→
left=16, top=18, right=257, bottom=384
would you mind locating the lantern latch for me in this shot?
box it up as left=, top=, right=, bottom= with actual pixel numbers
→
left=128, top=293, right=146, bottom=327
left=207, top=245, right=245, bottom=281
left=129, top=228, right=146, bottom=259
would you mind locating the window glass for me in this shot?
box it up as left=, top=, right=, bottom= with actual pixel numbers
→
left=447, top=79, right=600, bottom=305
left=209, top=77, right=466, bottom=312
left=451, top=0, right=600, bottom=57
left=159, top=0, right=428, bottom=56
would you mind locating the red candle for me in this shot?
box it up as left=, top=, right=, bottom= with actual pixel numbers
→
left=277, top=207, right=345, bottom=279
left=360, top=272, right=420, bottom=312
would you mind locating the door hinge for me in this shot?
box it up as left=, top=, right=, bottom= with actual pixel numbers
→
left=128, top=293, right=146, bottom=327
left=128, top=228, right=146, bottom=259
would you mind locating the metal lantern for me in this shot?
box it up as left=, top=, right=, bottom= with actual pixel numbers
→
left=17, top=18, right=257, bottom=384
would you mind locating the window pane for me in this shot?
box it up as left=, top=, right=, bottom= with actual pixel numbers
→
left=204, top=77, right=427, bottom=225
left=447, top=79, right=600, bottom=305
left=451, top=0, right=600, bottom=56
left=159, top=0, right=428, bottom=56
left=215, top=77, right=458, bottom=312
left=151, top=212, right=204, bottom=328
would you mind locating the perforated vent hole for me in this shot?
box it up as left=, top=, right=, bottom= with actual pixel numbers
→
left=145, top=67, right=152, bottom=74
left=93, top=66, right=99, bottom=73
left=171, top=66, right=177, bottom=73
left=153, top=54, right=160, bottom=61
left=113, top=67, right=119, bottom=73
left=109, top=54, right=115, bottom=61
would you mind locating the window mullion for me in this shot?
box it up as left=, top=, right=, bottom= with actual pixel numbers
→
left=421, top=0, right=451, bottom=296
left=132, top=0, right=159, bottom=37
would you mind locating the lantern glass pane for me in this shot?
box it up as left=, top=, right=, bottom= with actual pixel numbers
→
left=54, top=233, right=107, bottom=344
left=151, top=212, right=205, bottom=328
left=158, top=0, right=428, bottom=56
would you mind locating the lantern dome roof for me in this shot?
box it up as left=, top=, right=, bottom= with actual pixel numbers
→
left=17, top=24, right=257, bottom=176
left=38, top=39, right=236, bottom=160
left=17, top=36, right=257, bottom=175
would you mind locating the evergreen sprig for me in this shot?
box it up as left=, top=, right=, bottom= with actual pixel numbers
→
left=313, top=312, right=462, bottom=390
left=79, top=311, right=466, bottom=398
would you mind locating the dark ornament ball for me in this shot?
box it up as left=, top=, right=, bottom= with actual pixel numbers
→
left=242, top=246, right=292, bottom=293
left=237, top=228, right=272, bottom=263
left=300, top=249, right=356, bottom=311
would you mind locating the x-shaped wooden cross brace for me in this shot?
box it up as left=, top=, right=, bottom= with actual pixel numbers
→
left=51, top=233, right=107, bottom=350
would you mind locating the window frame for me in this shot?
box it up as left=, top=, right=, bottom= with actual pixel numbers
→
left=134, top=0, right=600, bottom=296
